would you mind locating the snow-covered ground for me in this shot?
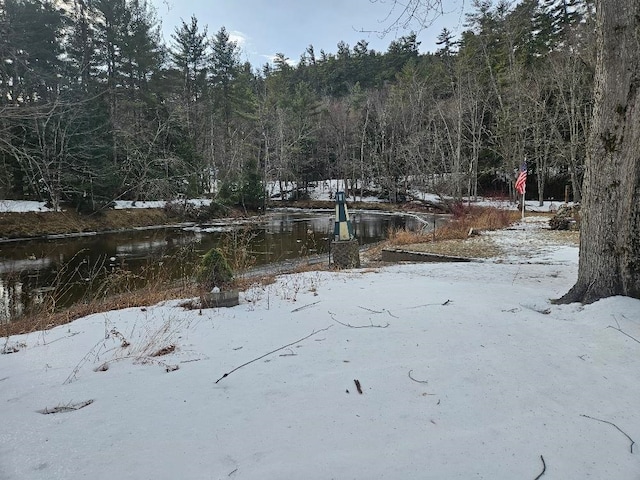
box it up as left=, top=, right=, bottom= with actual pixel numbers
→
left=2, top=216, right=639, bottom=479
left=0, top=190, right=564, bottom=214
left=0, top=199, right=214, bottom=213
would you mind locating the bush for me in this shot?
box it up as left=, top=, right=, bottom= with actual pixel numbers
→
left=63, top=193, right=116, bottom=215
left=197, top=248, right=234, bottom=289
left=163, top=200, right=230, bottom=222
left=163, top=200, right=199, bottom=220
left=199, top=201, right=230, bottom=220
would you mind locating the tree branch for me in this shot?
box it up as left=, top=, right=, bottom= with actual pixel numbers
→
left=291, top=301, right=320, bottom=313
left=533, top=455, right=546, bottom=480
left=408, top=369, right=428, bottom=384
left=581, top=414, right=635, bottom=453
left=215, top=326, right=333, bottom=384
left=607, top=325, right=640, bottom=345
left=329, top=312, right=389, bottom=329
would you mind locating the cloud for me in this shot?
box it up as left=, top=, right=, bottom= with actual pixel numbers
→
left=260, top=54, right=298, bottom=67
left=228, top=30, right=248, bottom=48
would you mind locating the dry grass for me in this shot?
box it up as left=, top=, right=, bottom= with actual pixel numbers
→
left=365, top=206, right=524, bottom=262
left=231, top=274, right=278, bottom=292
left=0, top=209, right=172, bottom=239
left=385, top=228, right=435, bottom=246
left=436, top=207, right=521, bottom=240
left=2, top=283, right=201, bottom=336
left=386, top=206, right=520, bottom=245
left=13, top=273, right=283, bottom=326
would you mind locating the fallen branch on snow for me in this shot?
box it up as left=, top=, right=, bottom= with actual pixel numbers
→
left=354, top=379, right=363, bottom=394
left=358, top=306, right=383, bottom=313
left=607, top=325, right=640, bottom=345
left=405, top=300, right=452, bottom=309
left=215, top=326, right=332, bottom=384
left=408, top=369, right=428, bottom=384
left=581, top=414, right=635, bottom=453
left=38, top=399, right=94, bottom=415
left=329, top=312, right=389, bottom=329
left=291, top=301, right=321, bottom=313
left=533, top=455, right=546, bottom=479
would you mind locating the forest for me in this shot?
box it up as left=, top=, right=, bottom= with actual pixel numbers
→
left=0, top=0, right=594, bottom=213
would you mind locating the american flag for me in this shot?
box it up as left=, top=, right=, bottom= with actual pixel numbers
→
left=515, top=162, right=527, bottom=195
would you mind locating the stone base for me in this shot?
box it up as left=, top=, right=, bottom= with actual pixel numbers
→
left=331, top=239, right=361, bottom=269
left=201, top=290, right=240, bottom=308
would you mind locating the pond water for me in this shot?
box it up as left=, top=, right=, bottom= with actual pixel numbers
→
left=0, top=210, right=439, bottom=324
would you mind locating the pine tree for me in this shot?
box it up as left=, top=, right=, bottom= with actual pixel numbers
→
left=170, top=16, right=208, bottom=123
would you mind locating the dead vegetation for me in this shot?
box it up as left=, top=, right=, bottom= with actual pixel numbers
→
left=366, top=206, right=524, bottom=261
left=432, top=205, right=523, bottom=240
left=388, top=206, right=521, bottom=245
left=2, top=283, right=201, bottom=336
left=0, top=209, right=173, bottom=239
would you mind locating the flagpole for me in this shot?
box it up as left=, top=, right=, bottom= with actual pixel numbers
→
left=515, top=159, right=527, bottom=221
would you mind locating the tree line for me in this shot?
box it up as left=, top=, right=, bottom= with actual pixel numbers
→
left=0, top=0, right=594, bottom=212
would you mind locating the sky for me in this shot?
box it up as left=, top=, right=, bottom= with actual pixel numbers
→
left=3, top=213, right=640, bottom=479
left=150, top=0, right=469, bottom=68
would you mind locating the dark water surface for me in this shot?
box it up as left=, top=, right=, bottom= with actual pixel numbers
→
left=0, top=210, right=437, bottom=323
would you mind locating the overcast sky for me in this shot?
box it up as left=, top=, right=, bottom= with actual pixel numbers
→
left=150, top=0, right=468, bottom=69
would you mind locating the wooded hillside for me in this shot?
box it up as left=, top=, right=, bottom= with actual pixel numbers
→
left=0, top=0, right=594, bottom=211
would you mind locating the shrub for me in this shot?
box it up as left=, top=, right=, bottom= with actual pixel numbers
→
left=198, top=201, right=230, bottom=220
left=197, top=248, right=234, bottom=289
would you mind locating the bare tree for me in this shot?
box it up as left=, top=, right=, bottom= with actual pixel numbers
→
left=548, top=51, right=593, bottom=203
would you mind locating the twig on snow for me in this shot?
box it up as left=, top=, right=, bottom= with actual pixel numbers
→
left=64, top=338, right=109, bottom=384
left=278, top=348, right=297, bottom=357
left=607, top=325, right=640, bottom=345
left=358, top=305, right=400, bottom=318
left=581, top=414, right=635, bottom=453
left=533, top=455, right=546, bottom=480
left=358, top=306, right=383, bottom=313
left=215, top=326, right=332, bottom=384
left=354, top=379, right=363, bottom=394
left=408, top=369, right=428, bottom=384
left=291, top=301, right=320, bottom=313
left=405, top=300, right=451, bottom=309
left=44, top=331, right=81, bottom=345
left=329, top=312, right=389, bottom=329
left=38, top=399, right=94, bottom=415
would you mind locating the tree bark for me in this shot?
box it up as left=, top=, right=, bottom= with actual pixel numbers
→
left=556, top=0, right=640, bottom=304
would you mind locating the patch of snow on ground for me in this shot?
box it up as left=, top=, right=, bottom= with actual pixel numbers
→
left=2, top=219, right=640, bottom=479
left=0, top=200, right=52, bottom=213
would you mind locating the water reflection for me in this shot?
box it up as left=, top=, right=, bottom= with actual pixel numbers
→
left=0, top=210, right=435, bottom=324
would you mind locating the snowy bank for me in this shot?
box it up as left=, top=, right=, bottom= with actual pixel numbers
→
left=1, top=217, right=639, bottom=479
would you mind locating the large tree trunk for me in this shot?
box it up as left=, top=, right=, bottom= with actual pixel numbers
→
left=557, top=0, right=640, bottom=304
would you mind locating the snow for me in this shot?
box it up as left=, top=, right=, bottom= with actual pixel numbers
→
left=0, top=199, right=213, bottom=213
left=0, top=200, right=53, bottom=213
left=0, top=180, right=566, bottom=214
left=2, top=216, right=640, bottom=479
